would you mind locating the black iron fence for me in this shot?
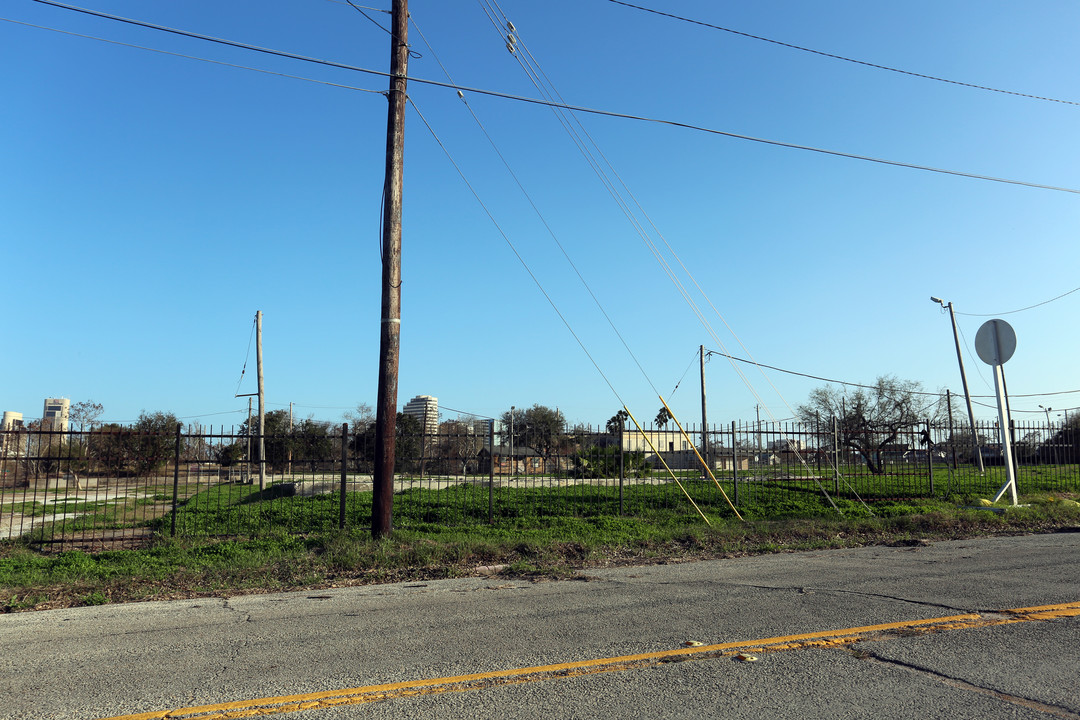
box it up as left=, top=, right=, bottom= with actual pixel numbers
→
left=1, top=418, right=1077, bottom=551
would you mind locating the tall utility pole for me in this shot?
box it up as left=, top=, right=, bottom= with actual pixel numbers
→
left=372, top=0, right=410, bottom=538
left=699, top=345, right=708, bottom=473
left=930, top=297, right=983, bottom=471
left=256, top=310, right=266, bottom=490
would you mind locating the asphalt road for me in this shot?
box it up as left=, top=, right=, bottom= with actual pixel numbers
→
left=2, top=532, right=1078, bottom=719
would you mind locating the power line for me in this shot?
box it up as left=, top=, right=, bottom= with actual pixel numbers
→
left=704, top=347, right=1080, bottom=400
left=440, top=405, right=497, bottom=420
left=606, top=0, right=1080, bottom=107
left=25, top=0, right=1080, bottom=195
left=410, top=97, right=629, bottom=410
left=2, top=17, right=386, bottom=94
left=954, top=285, right=1080, bottom=317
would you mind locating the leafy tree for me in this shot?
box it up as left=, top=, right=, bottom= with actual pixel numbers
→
left=395, top=412, right=423, bottom=472
left=293, top=418, right=333, bottom=472
left=499, top=404, right=566, bottom=463
left=796, top=376, right=927, bottom=475
left=655, top=406, right=673, bottom=428
left=213, top=441, right=246, bottom=467
left=1041, top=414, right=1080, bottom=464
left=88, top=423, right=130, bottom=476
left=130, top=411, right=182, bottom=475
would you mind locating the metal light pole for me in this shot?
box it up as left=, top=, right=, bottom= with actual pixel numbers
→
left=1040, top=404, right=1059, bottom=466
left=509, top=406, right=515, bottom=480
left=930, top=297, right=983, bottom=471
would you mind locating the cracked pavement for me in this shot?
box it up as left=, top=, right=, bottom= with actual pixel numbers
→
left=1, top=532, right=1077, bottom=719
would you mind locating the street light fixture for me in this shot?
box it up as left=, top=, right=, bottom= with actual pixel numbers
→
left=930, top=296, right=984, bottom=471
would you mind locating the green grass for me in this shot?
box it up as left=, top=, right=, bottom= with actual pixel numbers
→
left=2, top=489, right=1077, bottom=613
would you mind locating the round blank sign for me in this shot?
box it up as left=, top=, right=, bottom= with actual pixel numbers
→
left=975, top=319, right=1017, bottom=366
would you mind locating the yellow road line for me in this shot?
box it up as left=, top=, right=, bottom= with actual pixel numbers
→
left=100, top=601, right=1080, bottom=720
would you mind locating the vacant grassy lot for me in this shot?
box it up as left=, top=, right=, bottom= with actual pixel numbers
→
left=1, top=489, right=1077, bottom=613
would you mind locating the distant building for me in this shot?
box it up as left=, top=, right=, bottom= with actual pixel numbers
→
left=42, top=398, right=70, bottom=431
left=768, top=438, right=805, bottom=452
left=621, top=429, right=693, bottom=454
left=473, top=419, right=493, bottom=449
left=2, top=411, right=24, bottom=457
left=403, top=395, right=439, bottom=437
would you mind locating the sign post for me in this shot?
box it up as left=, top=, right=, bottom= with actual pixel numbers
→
left=974, top=319, right=1018, bottom=505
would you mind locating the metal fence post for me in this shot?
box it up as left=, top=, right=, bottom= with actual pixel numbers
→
left=170, top=422, right=182, bottom=537
left=618, top=419, right=625, bottom=515
left=340, top=423, right=348, bottom=530
left=924, top=419, right=934, bottom=496
left=832, top=417, right=840, bottom=496
left=488, top=420, right=495, bottom=525
left=731, top=421, right=738, bottom=506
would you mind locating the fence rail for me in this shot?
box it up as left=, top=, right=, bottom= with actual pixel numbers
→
left=2, top=418, right=1077, bottom=551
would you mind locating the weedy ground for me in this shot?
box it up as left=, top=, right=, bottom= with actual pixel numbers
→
left=1, top=491, right=1077, bottom=612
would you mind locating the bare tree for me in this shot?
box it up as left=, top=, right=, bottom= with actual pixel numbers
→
left=69, top=400, right=104, bottom=430
left=439, top=419, right=484, bottom=475
left=797, top=376, right=927, bottom=474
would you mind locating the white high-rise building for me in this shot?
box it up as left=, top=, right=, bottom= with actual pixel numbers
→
left=1, top=411, right=23, bottom=431
left=403, top=395, right=439, bottom=437
left=43, top=398, right=70, bottom=431
left=1, top=411, right=23, bottom=456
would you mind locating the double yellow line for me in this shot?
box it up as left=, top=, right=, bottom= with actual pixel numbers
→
left=102, top=601, right=1080, bottom=720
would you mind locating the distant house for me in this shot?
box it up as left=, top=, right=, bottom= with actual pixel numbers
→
left=481, top=445, right=548, bottom=475
left=645, top=449, right=750, bottom=472
left=622, top=429, right=695, bottom=454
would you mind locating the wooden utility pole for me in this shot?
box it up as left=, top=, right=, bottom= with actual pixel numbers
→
left=256, top=310, right=266, bottom=490
left=372, top=0, right=409, bottom=538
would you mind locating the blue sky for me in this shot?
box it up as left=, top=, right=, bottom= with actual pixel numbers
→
left=4, top=0, right=1079, bottom=430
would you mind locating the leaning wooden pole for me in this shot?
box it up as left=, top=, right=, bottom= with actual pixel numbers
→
left=372, top=0, right=409, bottom=538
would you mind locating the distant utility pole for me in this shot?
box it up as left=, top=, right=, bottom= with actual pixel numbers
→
left=372, top=0, right=410, bottom=538
left=256, top=310, right=266, bottom=490
left=930, top=297, right=983, bottom=472
left=699, top=345, right=708, bottom=473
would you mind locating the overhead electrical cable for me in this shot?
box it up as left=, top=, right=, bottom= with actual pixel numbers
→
left=233, top=316, right=256, bottom=397
left=25, top=0, right=1080, bottom=194
left=954, top=285, right=1080, bottom=317
left=606, top=0, right=1080, bottom=107
left=2, top=17, right=385, bottom=94
left=479, top=4, right=857, bottom=511
left=704, top=347, right=1080, bottom=400
left=320, top=0, right=388, bottom=12
left=483, top=4, right=845, bottom=510
left=483, top=0, right=793, bottom=432
left=410, top=14, right=660, bottom=398
left=409, top=97, right=628, bottom=409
